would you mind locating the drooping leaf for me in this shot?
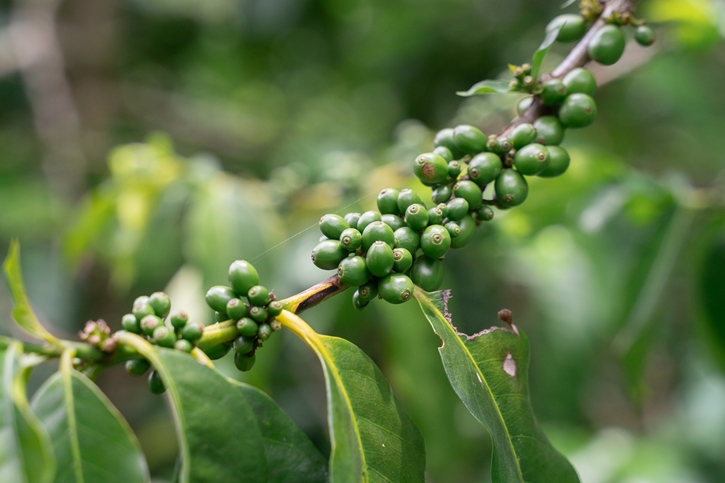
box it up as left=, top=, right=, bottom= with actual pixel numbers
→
left=0, top=343, right=55, bottom=483
left=3, top=240, right=58, bottom=343
left=414, top=288, right=579, bottom=483
left=227, top=379, right=328, bottom=483
left=30, top=351, right=149, bottom=483
left=531, top=24, right=563, bottom=80
left=117, top=333, right=268, bottom=483
left=457, top=79, right=512, bottom=97
left=277, top=310, right=426, bottom=483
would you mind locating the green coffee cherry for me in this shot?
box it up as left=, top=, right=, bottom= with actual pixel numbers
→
left=453, top=180, right=483, bottom=210
left=141, top=315, right=162, bottom=336
left=588, top=24, right=626, bottom=65
left=495, top=170, right=528, bottom=209
left=453, top=125, right=487, bottom=153
left=366, top=241, right=395, bottom=277
left=433, top=146, right=453, bottom=162
left=511, top=123, right=537, bottom=149
left=451, top=215, right=476, bottom=248
left=169, top=311, right=189, bottom=330
left=634, top=25, right=655, bottom=47
left=237, top=317, right=259, bottom=337
left=148, top=370, right=165, bottom=395
left=362, top=221, right=396, bottom=250
left=414, top=153, right=449, bottom=185
left=397, top=189, right=423, bottom=214
left=358, top=281, right=378, bottom=302
left=149, top=292, right=171, bottom=318
left=514, top=143, right=550, bottom=176
left=428, top=206, right=444, bottom=226
left=205, top=285, right=236, bottom=313
left=352, top=291, right=369, bottom=310
left=410, top=256, right=443, bottom=291
left=132, top=296, right=155, bottom=322
left=446, top=198, right=469, bottom=221
left=468, top=153, right=503, bottom=187
left=319, top=214, right=350, bottom=240
left=377, top=188, right=401, bottom=215
left=338, top=256, right=371, bottom=287
left=249, top=306, right=268, bottom=323
left=394, top=227, right=420, bottom=254
left=477, top=205, right=495, bottom=221
left=495, top=136, right=513, bottom=154
left=432, top=185, right=452, bottom=204
left=546, top=14, right=586, bottom=43
left=562, top=68, right=596, bottom=96
left=404, top=204, right=430, bottom=231
left=533, top=116, right=565, bottom=145
left=312, top=240, right=348, bottom=270
left=434, top=128, right=464, bottom=159
left=540, top=79, right=567, bottom=106
left=181, top=321, right=204, bottom=342
left=228, top=260, right=260, bottom=296
left=378, top=274, right=414, bottom=304
left=538, top=146, right=570, bottom=178
left=215, top=311, right=228, bottom=323
left=448, top=161, right=461, bottom=179
left=356, top=211, right=382, bottom=233
left=392, top=248, right=413, bottom=273
left=226, top=298, right=249, bottom=321
left=122, top=313, right=141, bottom=334
left=437, top=203, right=449, bottom=218
left=203, top=341, right=232, bottom=360
left=247, top=285, right=270, bottom=306
left=559, top=93, right=597, bottom=128
left=125, top=358, right=150, bottom=376
left=153, top=326, right=176, bottom=348
left=381, top=214, right=405, bottom=232
left=517, top=96, right=533, bottom=115
left=267, top=301, right=283, bottom=317
left=344, top=212, right=361, bottom=229
left=340, top=228, right=362, bottom=251
left=421, top=225, right=452, bottom=259
left=234, top=352, right=256, bottom=372
left=233, top=336, right=255, bottom=354
left=174, top=339, right=193, bottom=353
left=258, top=324, right=272, bottom=341
left=444, top=221, right=461, bottom=238
left=485, top=134, right=499, bottom=152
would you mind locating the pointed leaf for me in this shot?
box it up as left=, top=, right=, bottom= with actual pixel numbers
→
left=228, top=380, right=328, bottom=483
left=117, top=333, right=268, bottom=483
left=531, top=24, right=563, bottom=80
left=457, top=79, right=512, bottom=97
left=414, top=288, right=579, bottom=483
left=30, top=351, right=149, bottom=483
left=2, top=241, right=58, bottom=343
left=277, top=310, right=425, bottom=483
left=561, top=0, right=577, bottom=8
left=0, top=343, right=55, bottom=483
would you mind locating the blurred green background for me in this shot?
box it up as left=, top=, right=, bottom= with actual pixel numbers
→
left=2, top=0, right=725, bottom=481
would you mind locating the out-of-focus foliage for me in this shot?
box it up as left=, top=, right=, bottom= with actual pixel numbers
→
left=1, top=0, right=725, bottom=481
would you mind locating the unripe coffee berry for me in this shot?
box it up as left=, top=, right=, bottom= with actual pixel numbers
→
left=125, top=358, right=150, bottom=376
left=453, top=180, right=483, bottom=210
left=358, top=281, right=378, bottom=302
left=434, top=128, right=464, bottom=159
left=378, top=273, right=415, bottom=304
left=394, top=227, right=420, bottom=254
left=148, top=370, right=165, bottom=395
left=534, top=116, right=565, bottom=145
left=448, top=160, right=462, bottom=179
left=634, top=25, right=655, bottom=47
left=392, top=248, right=413, bottom=273
left=514, top=143, right=550, bottom=176
left=588, top=24, right=626, bottom=65
left=404, top=204, right=430, bottom=231
left=444, top=221, right=461, bottom=238
left=247, top=285, right=270, bottom=307
left=174, top=339, right=193, bottom=353
left=414, top=153, right=449, bottom=185
left=338, top=256, right=371, bottom=287
left=181, top=321, right=204, bottom=342
left=538, top=146, right=571, bottom=178
left=397, top=189, right=423, bottom=214
left=421, top=225, right=452, bottom=259
left=511, top=123, right=537, bottom=149
left=546, top=14, right=586, bottom=43
left=517, top=96, right=533, bottom=115
left=344, top=212, right=361, bottom=229
left=433, top=146, right=453, bottom=162
left=451, top=215, right=477, bottom=248
left=432, top=185, right=452, bottom=204
left=452, top=124, right=487, bottom=153
left=249, top=305, right=268, bottom=323
left=540, top=78, right=567, bottom=106
left=428, top=206, right=444, bottom=226
left=169, top=311, right=189, bottom=330
left=468, top=153, right=503, bottom=187
left=153, top=326, right=176, bottom=348
left=362, top=221, right=395, bottom=251
left=226, top=298, right=249, bottom=321
left=203, top=341, right=232, bottom=360
left=477, top=205, right=495, bottom=221
left=234, top=353, right=256, bottom=372
left=352, top=291, right=370, bottom=310
left=122, top=313, right=141, bottom=334
left=446, top=198, right=470, bottom=221
left=495, top=170, right=528, bottom=209
left=258, top=323, right=272, bottom=341
left=267, top=300, right=283, bottom=317
left=237, top=318, right=259, bottom=337
left=312, top=240, right=348, bottom=270
left=410, top=256, right=444, bottom=292
left=132, top=296, right=155, bottom=322
left=377, top=188, right=401, bottom=215
left=366, top=241, right=395, bottom=277
left=319, top=214, right=350, bottom=240
left=382, top=214, right=405, bottom=231
left=233, top=336, right=255, bottom=354
left=563, top=68, right=596, bottom=96
left=339, top=228, right=362, bottom=251
left=141, top=315, right=162, bottom=336
left=205, top=285, right=236, bottom=313
left=356, top=211, right=382, bottom=234
left=495, top=136, right=513, bottom=154
left=215, top=311, right=228, bottom=323
left=558, top=93, right=597, bottom=128
left=228, top=260, right=260, bottom=296
left=149, top=292, right=171, bottom=318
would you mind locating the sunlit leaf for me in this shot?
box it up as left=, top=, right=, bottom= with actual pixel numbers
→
left=0, top=343, right=55, bottom=483
left=277, top=310, right=426, bottom=483
left=532, top=24, right=563, bottom=80
left=414, top=288, right=579, bottom=483
left=457, top=79, right=512, bottom=97
left=30, top=351, right=149, bottom=483
left=2, top=240, right=57, bottom=343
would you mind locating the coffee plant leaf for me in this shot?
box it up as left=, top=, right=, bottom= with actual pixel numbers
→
left=30, top=351, right=149, bottom=483
left=227, top=380, right=329, bottom=483
left=457, top=79, right=512, bottom=97
left=532, top=23, right=563, bottom=80
left=0, top=343, right=55, bottom=483
left=414, top=288, right=579, bottom=483
left=118, top=333, right=268, bottom=483
left=3, top=240, right=58, bottom=343
left=278, top=310, right=426, bottom=483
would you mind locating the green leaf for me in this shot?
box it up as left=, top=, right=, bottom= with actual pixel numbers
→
left=2, top=240, right=58, bottom=343
left=699, top=222, right=725, bottom=369
left=531, top=24, right=562, bottom=81
left=414, top=288, right=579, bottom=483
left=277, top=310, right=426, bottom=483
left=560, top=0, right=577, bottom=8
left=227, top=380, right=328, bottom=483
left=117, top=333, right=268, bottom=483
left=0, top=342, right=55, bottom=483
left=30, top=351, right=149, bottom=483
left=457, top=79, right=512, bottom=97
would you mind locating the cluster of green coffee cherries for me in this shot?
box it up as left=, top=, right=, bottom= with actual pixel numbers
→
left=204, top=260, right=283, bottom=373
left=121, top=292, right=205, bottom=394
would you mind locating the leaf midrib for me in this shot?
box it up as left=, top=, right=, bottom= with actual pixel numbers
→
left=61, top=351, right=85, bottom=483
